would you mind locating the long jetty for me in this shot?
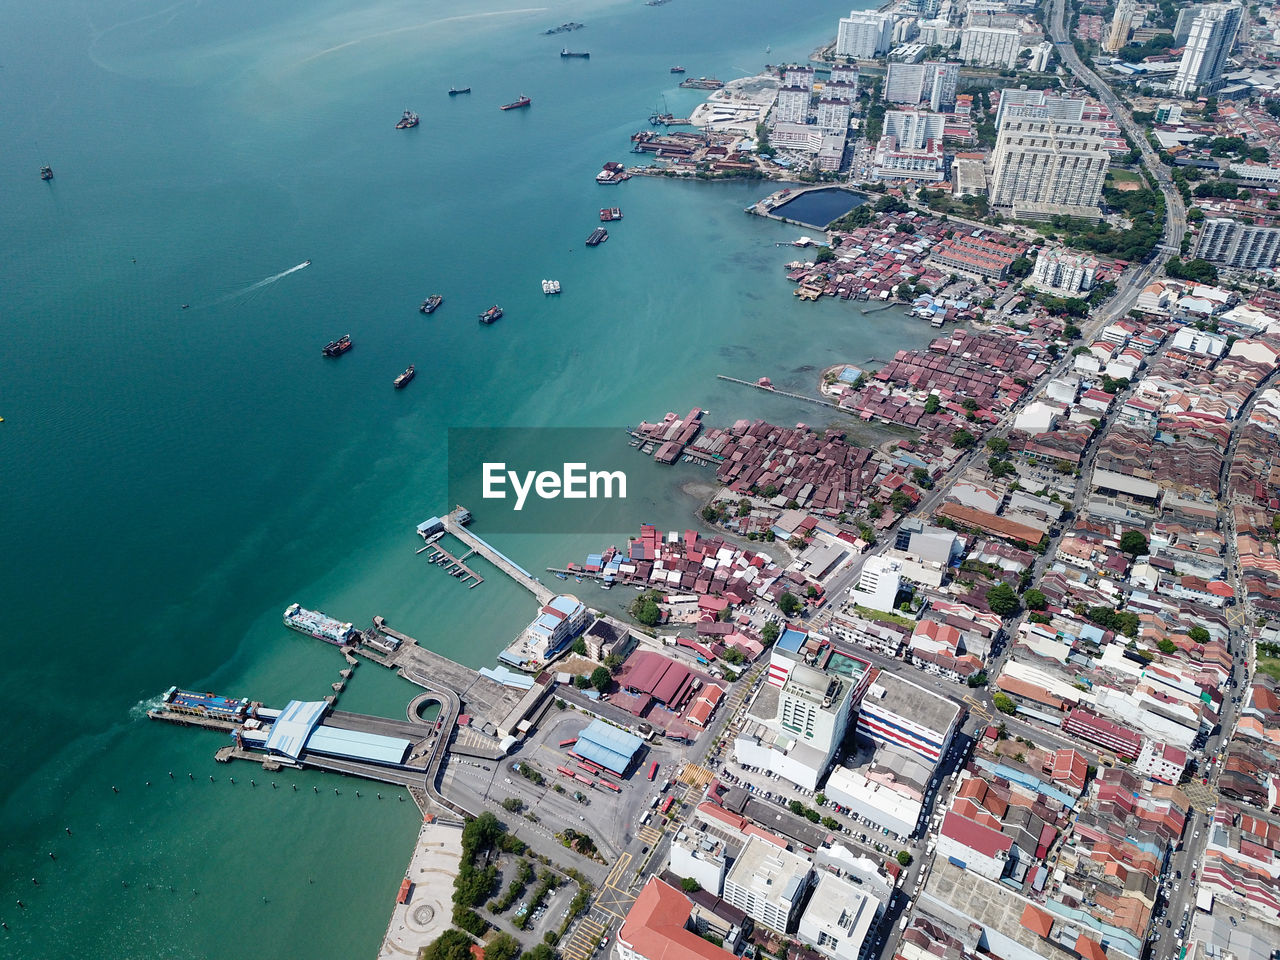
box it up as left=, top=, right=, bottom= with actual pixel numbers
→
left=443, top=507, right=553, bottom=604
left=717, top=375, right=839, bottom=409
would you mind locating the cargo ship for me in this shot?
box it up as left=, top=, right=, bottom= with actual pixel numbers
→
left=586, top=227, right=608, bottom=246
left=420, top=294, right=443, bottom=314
left=600, top=207, right=623, bottom=221
left=479, top=305, right=504, bottom=324
left=322, top=334, right=353, bottom=357
left=448, top=87, right=471, bottom=95
left=40, top=164, right=54, bottom=181
left=678, top=76, right=722, bottom=89
left=394, top=365, right=416, bottom=388
left=283, top=603, right=360, bottom=645
left=500, top=96, right=531, bottom=110
left=670, top=66, right=685, bottom=73
left=561, top=49, right=590, bottom=58
left=395, top=109, right=420, bottom=129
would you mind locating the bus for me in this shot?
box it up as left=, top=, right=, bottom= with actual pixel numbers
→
left=557, top=765, right=577, bottom=778
left=577, top=762, right=598, bottom=776
left=599, top=766, right=621, bottom=781
left=661, top=795, right=675, bottom=815
left=599, top=779, right=621, bottom=793
left=575, top=774, right=596, bottom=787
left=559, top=738, right=578, bottom=749
left=648, top=762, right=659, bottom=781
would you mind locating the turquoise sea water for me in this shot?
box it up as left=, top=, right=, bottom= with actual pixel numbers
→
left=0, top=0, right=933, bottom=955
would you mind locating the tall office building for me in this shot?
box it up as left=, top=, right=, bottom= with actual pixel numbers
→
left=1104, top=0, right=1135, bottom=54
left=773, top=86, right=811, bottom=125
left=1171, top=4, right=1242, bottom=97
left=835, top=11, right=896, bottom=59
left=989, top=110, right=1110, bottom=217
left=1196, top=218, right=1280, bottom=269
left=959, top=25, right=1022, bottom=68
left=884, top=61, right=959, bottom=110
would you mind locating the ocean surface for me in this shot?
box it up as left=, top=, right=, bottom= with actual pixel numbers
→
left=0, top=0, right=929, bottom=955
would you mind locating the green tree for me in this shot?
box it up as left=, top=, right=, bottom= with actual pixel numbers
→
left=521, top=945, right=556, bottom=960
left=993, top=692, right=1018, bottom=715
left=1157, top=638, right=1177, bottom=654
left=571, top=637, right=588, bottom=656
left=487, top=934, right=522, bottom=960
left=604, top=652, right=624, bottom=672
left=951, top=428, right=976, bottom=449
left=1023, top=589, right=1047, bottom=611
left=923, top=394, right=941, bottom=414
left=423, top=930, right=479, bottom=960
left=987, top=583, right=1021, bottom=617
left=897, top=850, right=914, bottom=866
left=986, top=437, right=1009, bottom=455
left=779, top=592, right=803, bottom=616
left=1119, top=531, right=1148, bottom=556
left=762, top=622, right=780, bottom=645
left=814, top=246, right=837, bottom=264
left=590, top=666, right=612, bottom=693
left=1189, top=626, right=1210, bottom=644
left=867, top=502, right=884, bottom=519
left=737, top=498, right=753, bottom=518
left=890, top=490, right=913, bottom=513
left=574, top=675, right=591, bottom=689
left=681, top=877, right=702, bottom=893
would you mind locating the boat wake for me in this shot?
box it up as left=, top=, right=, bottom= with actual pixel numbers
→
left=128, top=694, right=166, bottom=721
left=201, top=260, right=311, bottom=308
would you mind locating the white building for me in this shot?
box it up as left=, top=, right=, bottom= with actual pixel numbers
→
left=1196, top=217, right=1280, bottom=270
left=797, top=872, right=879, bottom=960
left=818, top=133, right=847, bottom=171
left=783, top=65, right=816, bottom=90
left=771, top=122, right=823, bottom=153
left=1134, top=740, right=1189, bottom=785
left=507, top=594, right=588, bottom=664
left=816, top=98, right=852, bottom=133
left=917, top=17, right=960, bottom=47
left=959, top=25, right=1021, bottom=68
left=823, top=764, right=923, bottom=837
left=849, top=555, right=903, bottom=613
left=723, top=836, right=814, bottom=934
left=836, top=11, right=895, bottom=59
left=994, top=89, right=1086, bottom=129
left=1031, top=248, right=1098, bottom=293
left=668, top=829, right=729, bottom=895
left=774, top=86, right=812, bottom=125
left=989, top=112, right=1109, bottom=216
left=1028, top=40, right=1053, bottom=72
left=855, top=671, right=960, bottom=765
left=884, top=61, right=959, bottom=110
left=1105, top=0, right=1135, bottom=54
left=829, top=64, right=860, bottom=93
left=1171, top=4, right=1242, bottom=97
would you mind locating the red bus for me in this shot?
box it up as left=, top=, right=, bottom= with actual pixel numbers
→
left=661, top=796, right=675, bottom=815
left=577, top=762, right=597, bottom=776
left=599, top=767, right=621, bottom=781
left=575, top=774, right=595, bottom=787
left=559, top=738, right=578, bottom=748
left=648, top=762, right=659, bottom=781
left=556, top=765, right=576, bottom=778
left=599, top=780, right=621, bottom=793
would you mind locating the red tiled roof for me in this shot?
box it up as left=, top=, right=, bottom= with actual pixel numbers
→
left=619, top=878, right=733, bottom=960
left=1021, top=903, right=1054, bottom=939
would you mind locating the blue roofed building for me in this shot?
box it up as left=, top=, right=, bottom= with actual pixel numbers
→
left=573, top=719, right=644, bottom=775
left=262, top=700, right=411, bottom=766
left=499, top=594, right=589, bottom=670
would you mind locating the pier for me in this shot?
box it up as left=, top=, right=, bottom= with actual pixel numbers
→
left=746, top=183, right=862, bottom=229
left=716, top=375, right=840, bottom=409
left=442, top=507, right=553, bottom=604
left=420, top=543, right=484, bottom=588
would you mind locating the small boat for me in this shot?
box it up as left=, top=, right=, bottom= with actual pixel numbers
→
left=395, top=110, right=420, bottom=129
left=394, top=365, right=416, bottom=389
left=420, top=294, right=444, bottom=314
left=561, top=49, right=590, bottom=58
left=40, top=165, right=54, bottom=181
left=555, top=572, right=569, bottom=580
left=586, top=227, right=608, bottom=246
left=479, top=305, right=503, bottom=324
left=541, top=279, right=561, bottom=294
left=600, top=207, right=623, bottom=222
left=574, top=576, right=583, bottom=582
left=323, top=334, right=353, bottom=357
left=448, top=87, right=471, bottom=96
left=303, top=259, right=311, bottom=266
left=500, top=96, right=531, bottom=111
left=670, top=66, right=685, bottom=74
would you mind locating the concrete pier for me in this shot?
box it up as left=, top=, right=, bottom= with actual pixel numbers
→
left=716, top=374, right=839, bottom=409
left=442, top=507, right=553, bottom=604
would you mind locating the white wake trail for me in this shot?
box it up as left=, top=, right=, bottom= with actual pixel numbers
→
left=201, top=260, right=311, bottom=307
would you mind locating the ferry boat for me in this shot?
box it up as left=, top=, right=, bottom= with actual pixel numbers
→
left=479, top=305, right=503, bottom=324
left=678, top=76, right=723, bottom=89
left=322, top=334, right=353, bottom=357
left=394, top=365, right=416, bottom=389
left=283, top=603, right=359, bottom=645
left=395, top=110, right=420, bottom=129
left=560, top=49, right=590, bottom=58
left=541, top=279, right=561, bottom=294
left=420, top=294, right=444, bottom=314
left=600, top=207, right=623, bottom=222
left=500, top=96, right=531, bottom=111
left=40, top=165, right=54, bottom=181
left=670, top=66, right=685, bottom=73
left=448, top=87, right=471, bottom=96
left=586, top=227, right=608, bottom=246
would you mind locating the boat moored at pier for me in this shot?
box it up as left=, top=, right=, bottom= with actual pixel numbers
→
left=283, top=603, right=360, bottom=645
left=541, top=279, right=561, bottom=294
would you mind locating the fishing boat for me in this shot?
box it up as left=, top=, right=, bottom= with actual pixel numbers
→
left=420, top=294, right=444, bottom=314
left=395, top=110, right=420, bottom=129
left=499, top=96, right=531, bottom=111
left=479, top=305, right=503, bottom=324
left=541, top=279, right=561, bottom=294
left=448, top=87, right=471, bottom=96
left=40, top=165, right=54, bottom=181
left=322, top=335, right=353, bottom=357
left=394, top=365, right=416, bottom=389
left=670, top=66, right=685, bottom=74
left=555, top=572, right=568, bottom=580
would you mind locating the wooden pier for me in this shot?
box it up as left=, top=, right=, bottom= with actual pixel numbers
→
left=716, top=375, right=840, bottom=409
left=420, top=543, right=484, bottom=588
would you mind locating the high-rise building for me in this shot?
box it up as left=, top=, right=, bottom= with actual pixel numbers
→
left=1171, top=3, right=1242, bottom=97
left=1104, top=0, right=1135, bottom=54
left=882, top=109, right=947, bottom=147
left=1031, top=249, right=1098, bottom=293
left=855, top=671, right=961, bottom=765
left=836, top=11, right=896, bottom=59
left=773, top=86, right=811, bottom=125
left=796, top=873, right=880, bottom=960
left=722, top=837, right=815, bottom=934
left=1174, top=5, right=1203, bottom=45
left=959, top=25, right=1022, bottom=68
left=884, top=61, right=959, bottom=110
left=783, top=65, right=816, bottom=90
left=816, top=98, right=852, bottom=133
left=994, top=88, right=1085, bottom=129
left=1196, top=218, right=1280, bottom=269
left=1028, top=41, right=1053, bottom=72
left=829, top=64, right=860, bottom=91
left=989, top=110, right=1110, bottom=216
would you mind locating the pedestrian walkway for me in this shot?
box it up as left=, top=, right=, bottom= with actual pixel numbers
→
left=678, top=763, right=714, bottom=790
left=561, top=914, right=607, bottom=960
left=637, top=824, right=663, bottom=847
